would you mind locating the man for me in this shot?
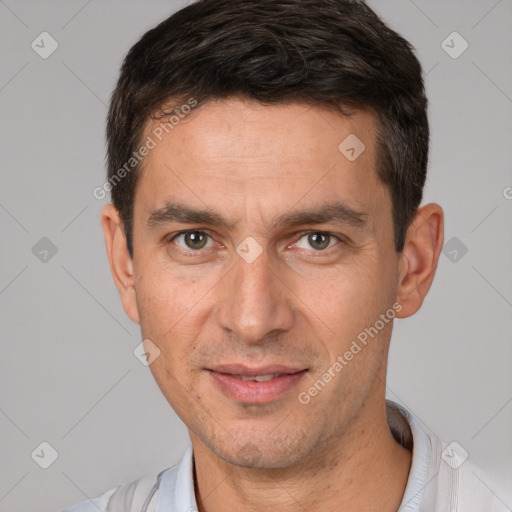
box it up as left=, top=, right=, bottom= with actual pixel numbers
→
left=65, top=0, right=510, bottom=510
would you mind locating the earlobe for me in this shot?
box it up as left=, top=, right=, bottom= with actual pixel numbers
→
left=101, top=203, right=140, bottom=324
left=395, top=203, right=444, bottom=318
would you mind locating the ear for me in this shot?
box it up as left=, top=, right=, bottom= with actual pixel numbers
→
left=101, top=203, right=140, bottom=324
left=395, top=203, right=444, bottom=318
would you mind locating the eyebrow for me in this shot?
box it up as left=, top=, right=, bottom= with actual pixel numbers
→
left=146, top=201, right=368, bottom=231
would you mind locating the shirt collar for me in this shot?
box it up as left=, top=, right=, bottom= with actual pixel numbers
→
left=156, top=400, right=432, bottom=512
left=156, top=445, right=196, bottom=512
left=389, top=400, right=433, bottom=511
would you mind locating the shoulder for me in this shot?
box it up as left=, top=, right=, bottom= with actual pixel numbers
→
left=60, top=449, right=192, bottom=512
left=431, top=439, right=511, bottom=511
left=61, top=486, right=120, bottom=512
left=455, top=458, right=512, bottom=511
left=389, top=401, right=511, bottom=511
left=61, top=465, right=178, bottom=512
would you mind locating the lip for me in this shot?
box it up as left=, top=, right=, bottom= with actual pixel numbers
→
left=208, top=364, right=305, bottom=376
left=206, top=364, right=308, bottom=404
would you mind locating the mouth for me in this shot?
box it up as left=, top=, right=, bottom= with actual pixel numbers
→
left=231, top=373, right=285, bottom=382
left=206, top=364, right=308, bottom=404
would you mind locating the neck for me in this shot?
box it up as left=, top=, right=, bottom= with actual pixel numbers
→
left=191, top=395, right=412, bottom=512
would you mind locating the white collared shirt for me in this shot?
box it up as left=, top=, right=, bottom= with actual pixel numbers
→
left=62, top=400, right=511, bottom=511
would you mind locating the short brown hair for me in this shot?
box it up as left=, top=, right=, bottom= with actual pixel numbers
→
left=106, top=0, right=429, bottom=257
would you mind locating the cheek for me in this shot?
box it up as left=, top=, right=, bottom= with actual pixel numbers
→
left=289, top=253, right=396, bottom=365
left=136, top=269, right=210, bottom=412
left=136, top=260, right=207, bottom=326
left=134, top=266, right=209, bottom=370
left=297, top=259, right=383, bottom=321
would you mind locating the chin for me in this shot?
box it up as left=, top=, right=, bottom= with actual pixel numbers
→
left=205, top=429, right=317, bottom=470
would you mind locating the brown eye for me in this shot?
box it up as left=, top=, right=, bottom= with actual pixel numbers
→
left=308, top=233, right=330, bottom=250
left=295, top=232, right=340, bottom=251
left=173, top=231, right=212, bottom=250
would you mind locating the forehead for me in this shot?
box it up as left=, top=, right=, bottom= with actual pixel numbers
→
left=135, top=98, right=388, bottom=229
left=144, top=98, right=377, bottom=165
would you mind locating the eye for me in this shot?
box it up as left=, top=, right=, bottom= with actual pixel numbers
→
left=171, top=230, right=214, bottom=251
left=294, top=232, right=341, bottom=251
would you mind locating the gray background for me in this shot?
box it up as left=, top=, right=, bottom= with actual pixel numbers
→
left=0, top=1, right=511, bottom=510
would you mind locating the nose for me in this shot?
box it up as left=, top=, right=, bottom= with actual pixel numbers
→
left=216, top=246, right=295, bottom=344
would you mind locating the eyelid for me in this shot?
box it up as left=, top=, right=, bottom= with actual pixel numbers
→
left=168, top=229, right=217, bottom=252
left=292, top=230, right=344, bottom=251
left=166, top=229, right=344, bottom=253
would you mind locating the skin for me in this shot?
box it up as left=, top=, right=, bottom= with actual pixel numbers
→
left=102, top=97, right=444, bottom=511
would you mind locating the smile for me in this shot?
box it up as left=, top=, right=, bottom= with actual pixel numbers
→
left=206, top=366, right=308, bottom=404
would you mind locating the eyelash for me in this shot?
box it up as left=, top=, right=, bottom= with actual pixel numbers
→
left=167, top=229, right=344, bottom=257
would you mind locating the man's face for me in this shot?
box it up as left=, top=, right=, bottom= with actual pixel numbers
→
left=129, top=98, right=402, bottom=468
